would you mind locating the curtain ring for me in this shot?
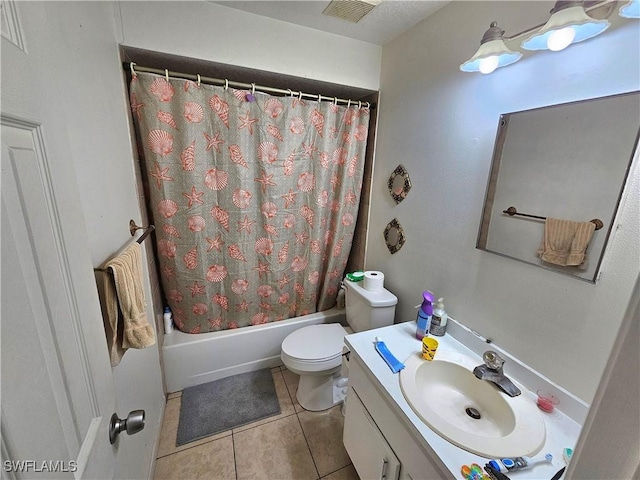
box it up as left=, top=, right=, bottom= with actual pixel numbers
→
left=366, top=102, right=370, bottom=109
left=129, top=62, right=137, bottom=77
left=165, top=69, right=169, bottom=81
left=197, top=74, right=201, bottom=86
left=347, top=99, right=351, bottom=108
left=298, top=91, right=303, bottom=101
left=333, top=97, right=338, bottom=105
left=224, top=79, right=229, bottom=91
left=358, top=101, right=362, bottom=109
left=287, top=89, right=293, bottom=97
left=317, top=93, right=322, bottom=103
left=251, top=83, right=256, bottom=95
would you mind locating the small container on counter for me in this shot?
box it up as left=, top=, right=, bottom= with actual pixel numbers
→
left=430, top=297, right=448, bottom=336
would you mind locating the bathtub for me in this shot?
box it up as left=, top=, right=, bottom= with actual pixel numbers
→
left=162, top=308, right=347, bottom=392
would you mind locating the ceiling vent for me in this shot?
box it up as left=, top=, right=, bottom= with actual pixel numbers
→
left=322, top=0, right=383, bottom=23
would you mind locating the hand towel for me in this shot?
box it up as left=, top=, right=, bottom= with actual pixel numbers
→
left=106, top=242, right=156, bottom=350
left=98, top=269, right=127, bottom=366
left=538, top=218, right=595, bottom=267
left=567, top=221, right=596, bottom=266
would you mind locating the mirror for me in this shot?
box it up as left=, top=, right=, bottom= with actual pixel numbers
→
left=388, top=164, right=412, bottom=203
left=477, top=92, right=640, bottom=283
left=384, top=218, right=406, bottom=254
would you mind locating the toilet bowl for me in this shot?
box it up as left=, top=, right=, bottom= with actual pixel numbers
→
left=281, top=323, right=347, bottom=411
left=281, top=277, right=397, bottom=411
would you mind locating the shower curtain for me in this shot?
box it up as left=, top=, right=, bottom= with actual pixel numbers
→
left=129, top=72, right=370, bottom=333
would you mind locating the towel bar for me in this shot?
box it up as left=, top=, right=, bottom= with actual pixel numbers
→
left=94, top=220, right=155, bottom=273
left=503, top=207, right=603, bottom=230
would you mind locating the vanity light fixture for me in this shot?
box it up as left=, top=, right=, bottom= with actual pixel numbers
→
left=619, top=0, right=640, bottom=18
left=461, top=1, right=633, bottom=74
left=521, top=0, right=610, bottom=51
left=459, top=22, right=523, bottom=74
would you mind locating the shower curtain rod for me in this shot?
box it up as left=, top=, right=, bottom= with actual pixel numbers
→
left=123, top=62, right=376, bottom=109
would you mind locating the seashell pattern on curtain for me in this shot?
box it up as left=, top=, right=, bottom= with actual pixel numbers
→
left=129, top=72, right=369, bottom=333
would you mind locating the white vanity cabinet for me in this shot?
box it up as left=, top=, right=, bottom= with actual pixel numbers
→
left=344, top=389, right=401, bottom=480
left=344, top=354, right=453, bottom=480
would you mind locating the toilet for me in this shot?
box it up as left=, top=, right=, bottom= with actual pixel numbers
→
left=281, top=278, right=397, bottom=411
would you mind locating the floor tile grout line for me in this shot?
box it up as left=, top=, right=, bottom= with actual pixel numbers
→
left=231, top=431, right=238, bottom=480
left=295, top=411, right=321, bottom=480
left=322, top=463, right=355, bottom=479
left=155, top=431, right=233, bottom=460
left=280, top=368, right=302, bottom=411
left=231, top=409, right=297, bottom=434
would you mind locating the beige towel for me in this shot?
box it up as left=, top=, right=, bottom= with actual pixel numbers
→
left=106, top=242, right=156, bottom=351
left=538, top=218, right=596, bottom=266
left=99, top=269, right=127, bottom=366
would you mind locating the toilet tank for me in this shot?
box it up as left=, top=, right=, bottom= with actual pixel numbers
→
left=343, top=279, right=398, bottom=332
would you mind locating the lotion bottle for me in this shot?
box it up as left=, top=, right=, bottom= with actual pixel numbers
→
left=415, top=291, right=434, bottom=340
left=430, top=297, right=448, bottom=336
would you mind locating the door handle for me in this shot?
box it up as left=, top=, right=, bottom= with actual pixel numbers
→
left=109, top=410, right=145, bottom=444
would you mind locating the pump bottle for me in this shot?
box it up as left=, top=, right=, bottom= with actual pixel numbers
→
left=430, top=298, right=448, bottom=336
left=415, top=291, right=434, bottom=340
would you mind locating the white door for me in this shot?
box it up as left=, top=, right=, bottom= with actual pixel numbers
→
left=1, top=2, right=121, bottom=477
left=1, top=121, right=118, bottom=479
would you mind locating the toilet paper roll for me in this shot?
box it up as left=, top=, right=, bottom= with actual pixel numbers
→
left=363, top=271, right=384, bottom=292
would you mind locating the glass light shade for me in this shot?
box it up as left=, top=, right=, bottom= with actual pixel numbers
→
left=521, top=3, right=610, bottom=51
left=460, top=39, right=522, bottom=73
left=460, top=22, right=522, bottom=74
left=619, top=0, right=640, bottom=18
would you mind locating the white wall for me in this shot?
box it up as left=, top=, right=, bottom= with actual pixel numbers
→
left=371, top=1, right=639, bottom=402
left=116, top=1, right=382, bottom=91
left=53, top=4, right=167, bottom=475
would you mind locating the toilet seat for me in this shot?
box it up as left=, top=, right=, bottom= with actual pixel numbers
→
left=281, top=324, right=347, bottom=373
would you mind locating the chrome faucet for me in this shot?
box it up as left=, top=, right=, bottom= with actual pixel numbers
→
left=473, top=351, right=521, bottom=397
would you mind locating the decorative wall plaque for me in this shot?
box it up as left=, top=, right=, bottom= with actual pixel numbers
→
left=384, top=218, right=406, bottom=254
left=388, top=164, right=412, bottom=204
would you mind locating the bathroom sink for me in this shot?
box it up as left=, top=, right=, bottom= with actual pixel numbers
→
left=400, top=353, right=545, bottom=458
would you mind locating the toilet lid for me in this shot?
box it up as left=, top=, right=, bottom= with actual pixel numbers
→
left=282, top=324, right=347, bottom=362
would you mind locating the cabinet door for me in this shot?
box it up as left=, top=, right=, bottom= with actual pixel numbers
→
left=344, top=388, right=401, bottom=480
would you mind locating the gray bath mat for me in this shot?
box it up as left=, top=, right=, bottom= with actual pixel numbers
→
left=176, top=368, right=280, bottom=445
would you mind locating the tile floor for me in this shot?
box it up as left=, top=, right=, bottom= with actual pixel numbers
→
left=153, top=366, right=360, bottom=480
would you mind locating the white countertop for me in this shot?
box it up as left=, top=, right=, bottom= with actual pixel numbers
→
left=344, top=320, right=584, bottom=480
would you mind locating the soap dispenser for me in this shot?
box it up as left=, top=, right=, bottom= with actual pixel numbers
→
left=430, top=298, right=447, bottom=336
